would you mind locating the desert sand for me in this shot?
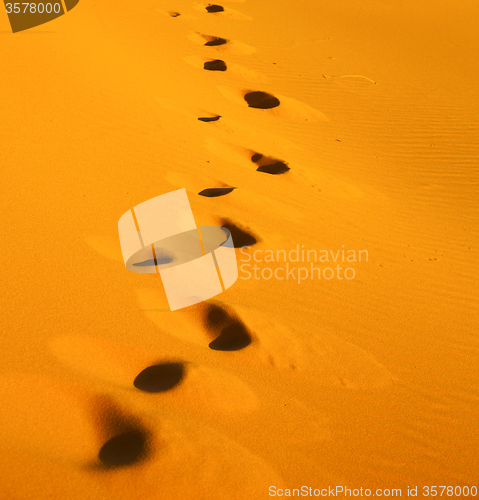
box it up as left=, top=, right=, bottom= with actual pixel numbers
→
left=0, top=0, right=478, bottom=498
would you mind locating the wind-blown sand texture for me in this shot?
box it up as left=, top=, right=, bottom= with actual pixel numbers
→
left=1, top=0, right=478, bottom=498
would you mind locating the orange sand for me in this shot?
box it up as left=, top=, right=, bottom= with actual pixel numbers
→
left=1, top=0, right=478, bottom=498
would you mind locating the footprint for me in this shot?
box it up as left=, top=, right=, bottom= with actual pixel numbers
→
left=194, top=3, right=252, bottom=20
left=134, top=253, right=174, bottom=267
left=218, top=86, right=329, bottom=122
left=183, top=56, right=266, bottom=81
left=219, top=217, right=258, bottom=247
left=98, top=431, right=148, bottom=466
left=92, top=395, right=152, bottom=469
left=204, top=59, right=227, bottom=71
left=134, top=288, right=255, bottom=352
left=244, top=91, right=280, bottom=109
left=198, top=115, right=221, bottom=122
left=188, top=32, right=256, bottom=55
left=256, top=163, right=289, bottom=174
left=165, top=171, right=235, bottom=198
left=141, top=299, right=254, bottom=353
left=198, top=187, right=235, bottom=197
left=251, top=152, right=290, bottom=175
left=206, top=4, right=224, bottom=12
left=205, top=37, right=228, bottom=46
left=133, top=363, right=185, bottom=393
left=203, top=302, right=252, bottom=351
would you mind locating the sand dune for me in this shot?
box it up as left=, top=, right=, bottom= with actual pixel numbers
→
left=1, top=0, right=478, bottom=497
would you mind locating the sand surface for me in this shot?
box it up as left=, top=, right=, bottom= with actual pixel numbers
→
left=1, top=0, right=478, bottom=498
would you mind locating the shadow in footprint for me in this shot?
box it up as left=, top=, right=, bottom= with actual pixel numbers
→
left=257, top=163, right=290, bottom=174
left=133, top=256, right=173, bottom=267
left=199, top=187, right=235, bottom=197
left=251, top=153, right=290, bottom=175
left=219, top=218, right=258, bottom=247
left=205, top=37, right=227, bottom=46
left=244, top=91, right=280, bottom=109
left=251, top=153, right=289, bottom=175
left=133, top=363, right=185, bottom=393
left=90, top=396, right=152, bottom=469
left=204, top=60, right=227, bottom=71
left=198, top=115, right=221, bottom=122
left=206, top=4, right=224, bottom=13
left=204, top=303, right=252, bottom=351
left=99, top=431, right=148, bottom=466
left=188, top=33, right=255, bottom=55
